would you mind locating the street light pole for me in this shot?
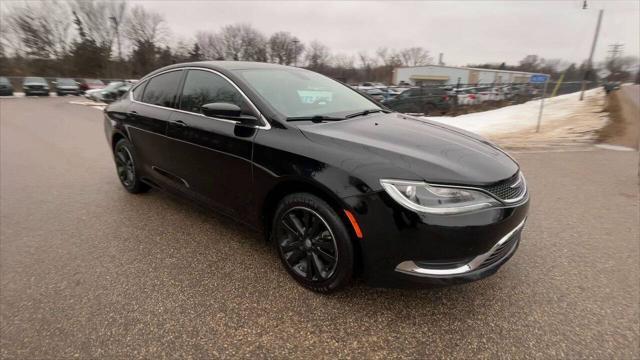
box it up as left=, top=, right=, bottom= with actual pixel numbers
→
left=579, top=9, right=603, bottom=101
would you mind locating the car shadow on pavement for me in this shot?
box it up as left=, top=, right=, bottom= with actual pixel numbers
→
left=128, top=186, right=498, bottom=313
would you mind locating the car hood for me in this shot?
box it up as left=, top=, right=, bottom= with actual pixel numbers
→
left=298, top=112, right=519, bottom=187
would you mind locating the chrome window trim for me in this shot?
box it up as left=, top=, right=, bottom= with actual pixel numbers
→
left=395, top=218, right=526, bottom=277
left=129, top=67, right=271, bottom=130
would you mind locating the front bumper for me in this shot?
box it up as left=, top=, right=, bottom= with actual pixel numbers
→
left=24, top=88, right=49, bottom=94
left=343, top=191, right=529, bottom=288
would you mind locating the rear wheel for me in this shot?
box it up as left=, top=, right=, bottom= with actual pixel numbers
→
left=272, top=193, right=353, bottom=293
left=423, top=103, right=437, bottom=115
left=113, top=138, right=149, bottom=194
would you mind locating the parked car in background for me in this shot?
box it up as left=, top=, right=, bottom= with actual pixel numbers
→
left=355, top=82, right=387, bottom=91
left=22, top=77, right=49, bottom=96
left=382, top=86, right=453, bottom=115
left=381, top=87, right=410, bottom=101
left=362, top=88, right=385, bottom=102
left=476, top=87, right=506, bottom=102
left=0, top=77, right=14, bottom=96
left=87, top=81, right=131, bottom=103
left=454, top=87, right=480, bottom=105
left=54, top=78, right=80, bottom=96
left=79, top=79, right=105, bottom=93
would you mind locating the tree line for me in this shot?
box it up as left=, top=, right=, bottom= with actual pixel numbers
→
left=1, top=0, right=637, bottom=84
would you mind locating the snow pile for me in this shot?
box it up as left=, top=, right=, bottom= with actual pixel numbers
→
left=422, top=88, right=603, bottom=136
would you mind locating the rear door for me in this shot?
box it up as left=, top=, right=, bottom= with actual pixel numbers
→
left=163, top=69, right=257, bottom=217
left=125, top=69, right=185, bottom=189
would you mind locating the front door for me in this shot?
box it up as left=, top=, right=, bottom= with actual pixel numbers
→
left=164, top=69, right=257, bottom=217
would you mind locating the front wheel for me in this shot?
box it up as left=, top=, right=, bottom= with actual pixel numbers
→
left=113, top=138, right=149, bottom=194
left=272, top=193, right=354, bottom=293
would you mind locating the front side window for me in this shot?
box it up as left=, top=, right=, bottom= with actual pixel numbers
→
left=234, top=68, right=379, bottom=119
left=179, top=70, right=250, bottom=115
left=141, top=70, right=183, bottom=108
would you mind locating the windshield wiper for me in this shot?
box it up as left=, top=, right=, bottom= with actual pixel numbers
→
left=286, top=115, right=345, bottom=122
left=345, top=109, right=387, bottom=118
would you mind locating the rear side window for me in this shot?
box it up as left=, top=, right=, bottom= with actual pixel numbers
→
left=141, top=70, right=183, bottom=108
left=179, top=70, right=251, bottom=115
left=131, top=81, right=147, bottom=101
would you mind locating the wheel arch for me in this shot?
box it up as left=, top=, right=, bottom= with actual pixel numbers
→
left=111, top=131, right=127, bottom=152
left=261, top=178, right=364, bottom=274
left=263, top=178, right=362, bottom=237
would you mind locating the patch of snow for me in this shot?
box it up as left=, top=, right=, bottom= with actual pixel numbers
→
left=421, top=88, right=602, bottom=136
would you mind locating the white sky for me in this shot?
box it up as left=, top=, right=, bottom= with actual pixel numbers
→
left=137, top=0, right=640, bottom=66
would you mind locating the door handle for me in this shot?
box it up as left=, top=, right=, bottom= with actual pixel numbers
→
left=128, top=110, right=138, bottom=116
left=173, top=120, right=188, bottom=127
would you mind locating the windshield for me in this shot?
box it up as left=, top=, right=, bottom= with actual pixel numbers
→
left=234, top=68, right=379, bottom=119
left=57, top=78, right=76, bottom=86
left=25, top=77, right=46, bottom=84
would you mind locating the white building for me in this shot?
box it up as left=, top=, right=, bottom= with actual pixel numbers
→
left=392, top=65, right=542, bottom=86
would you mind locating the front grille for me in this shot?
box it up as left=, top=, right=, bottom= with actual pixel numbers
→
left=479, top=231, right=520, bottom=269
left=480, top=172, right=526, bottom=202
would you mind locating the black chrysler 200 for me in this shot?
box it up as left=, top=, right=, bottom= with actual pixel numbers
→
left=104, top=61, right=528, bottom=292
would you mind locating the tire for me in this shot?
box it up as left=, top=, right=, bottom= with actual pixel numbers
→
left=423, top=103, right=436, bottom=116
left=113, top=138, right=150, bottom=194
left=271, top=193, right=354, bottom=293
left=56, top=92, right=63, bottom=97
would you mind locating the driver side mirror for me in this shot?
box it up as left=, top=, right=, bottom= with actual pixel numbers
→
left=201, top=102, right=259, bottom=125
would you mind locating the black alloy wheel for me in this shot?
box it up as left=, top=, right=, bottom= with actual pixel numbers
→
left=273, top=193, right=354, bottom=293
left=113, top=138, right=149, bottom=194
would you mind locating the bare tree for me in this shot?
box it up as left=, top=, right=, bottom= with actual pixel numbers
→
left=399, top=47, right=432, bottom=66
left=123, top=5, right=168, bottom=46
left=358, top=51, right=377, bottom=69
left=71, top=0, right=126, bottom=48
left=4, top=1, right=72, bottom=59
left=219, top=24, right=244, bottom=60
left=217, top=24, right=268, bottom=62
left=268, top=31, right=304, bottom=65
left=305, top=41, right=331, bottom=69
left=239, top=25, right=268, bottom=62
left=332, top=53, right=355, bottom=69
left=376, top=47, right=402, bottom=67
left=195, top=31, right=224, bottom=60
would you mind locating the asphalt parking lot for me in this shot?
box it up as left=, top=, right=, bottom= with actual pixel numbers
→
left=1, top=97, right=638, bottom=358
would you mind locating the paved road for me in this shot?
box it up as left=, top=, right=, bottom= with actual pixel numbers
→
left=622, top=84, right=639, bottom=107
left=1, top=97, right=638, bottom=359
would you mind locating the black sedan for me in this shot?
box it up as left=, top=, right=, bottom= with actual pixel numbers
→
left=104, top=61, right=529, bottom=292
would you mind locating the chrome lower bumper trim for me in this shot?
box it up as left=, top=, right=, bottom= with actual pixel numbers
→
left=395, top=218, right=526, bottom=277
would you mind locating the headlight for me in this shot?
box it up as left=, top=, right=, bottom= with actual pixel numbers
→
left=380, top=179, right=500, bottom=215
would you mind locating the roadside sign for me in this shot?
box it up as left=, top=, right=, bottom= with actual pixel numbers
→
left=529, top=74, right=550, bottom=84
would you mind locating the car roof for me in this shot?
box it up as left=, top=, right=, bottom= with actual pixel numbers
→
left=156, top=61, right=290, bottom=72
left=141, top=61, right=296, bottom=82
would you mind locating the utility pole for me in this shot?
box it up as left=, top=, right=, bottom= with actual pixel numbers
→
left=579, top=8, right=603, bottom=101
left=292, top=39, right=299, bottom=67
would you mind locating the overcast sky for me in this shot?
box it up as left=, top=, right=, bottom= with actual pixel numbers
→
left=137, top=0, right=639, bottom=67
